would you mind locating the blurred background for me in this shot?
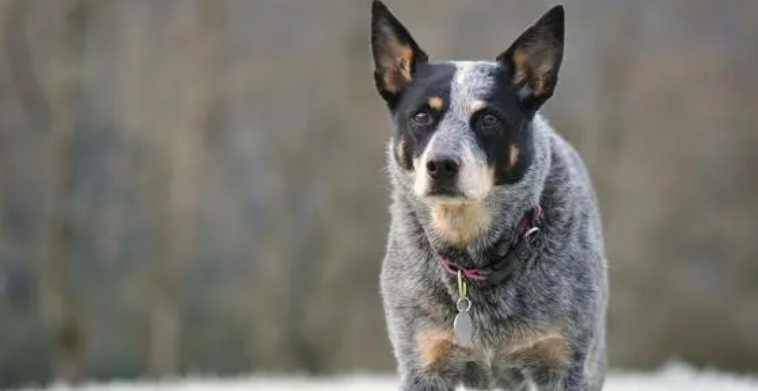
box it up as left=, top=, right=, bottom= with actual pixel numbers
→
left=0, top=0, right=757, bottom=389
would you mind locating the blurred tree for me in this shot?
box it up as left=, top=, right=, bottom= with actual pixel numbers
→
left=145, top=0, right=222, bottom=377
left=35, top=0, right=93, bottom=383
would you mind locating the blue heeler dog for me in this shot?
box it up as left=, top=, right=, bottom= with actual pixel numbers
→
left=370, top=1, right=609, bottom=390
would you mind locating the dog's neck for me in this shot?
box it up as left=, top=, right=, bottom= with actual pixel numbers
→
left=398, top=189, right=540, bottom=268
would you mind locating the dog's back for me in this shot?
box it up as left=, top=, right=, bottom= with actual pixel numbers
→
left=371, top=2, right=608, bottom=390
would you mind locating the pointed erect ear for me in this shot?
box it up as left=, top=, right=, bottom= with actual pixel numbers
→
left=497, top=5, right=565, bottom=110
left=371, top=0, right=428, bottom=106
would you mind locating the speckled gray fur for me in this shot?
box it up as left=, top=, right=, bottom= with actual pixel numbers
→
left=372, top=3, right=608, bottom=390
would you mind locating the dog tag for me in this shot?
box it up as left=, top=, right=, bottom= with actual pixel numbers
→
left=453, top=311, right=473, bottom=345
left=453, top=297, right=473, bottom=345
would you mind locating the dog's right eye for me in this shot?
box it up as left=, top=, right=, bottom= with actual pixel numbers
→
left=480, top=113, right=500, bottom=131
left=411, top=110, right=433, bottom=127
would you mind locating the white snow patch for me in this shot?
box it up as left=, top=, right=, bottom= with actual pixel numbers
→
left=13, top=363, right=758, bottom=391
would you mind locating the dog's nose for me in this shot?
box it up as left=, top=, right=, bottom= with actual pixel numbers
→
left=426, top=154, right=460, bottom=180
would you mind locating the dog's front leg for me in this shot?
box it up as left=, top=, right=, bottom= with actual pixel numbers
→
left=529, top=362, right=590, bottom=391
left=398, top=371, right=456, bottom=391
left=394, top=343, right=463, bottom=391
left=392, top=327, right=472, bottom=391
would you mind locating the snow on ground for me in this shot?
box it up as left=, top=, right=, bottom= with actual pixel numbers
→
left=14, top=363, right=758, bottom=391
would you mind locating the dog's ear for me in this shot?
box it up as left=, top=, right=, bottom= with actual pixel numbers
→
left=497, top=5, right=564, bottom=110
left=371, top=0, right=428, bottom=106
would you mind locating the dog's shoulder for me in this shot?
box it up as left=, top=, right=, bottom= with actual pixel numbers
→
left=535, top=115, right=599, bottom=212
left=529, top=115, right=606, bottom=273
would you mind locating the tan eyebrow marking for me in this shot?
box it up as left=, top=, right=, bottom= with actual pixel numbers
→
left=428, top=96, right=444, bottom=110
left=470, top=99, right=487, bottom=113
left=379, top=38, right=416, bottom=94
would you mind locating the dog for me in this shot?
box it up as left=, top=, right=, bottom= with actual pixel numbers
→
left=370, top=1, right=609, bottom=390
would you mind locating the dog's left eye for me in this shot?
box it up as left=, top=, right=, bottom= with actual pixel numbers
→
left=411, top=110, right=433, bottom=127
left=480, top=113, right=500, bottom=130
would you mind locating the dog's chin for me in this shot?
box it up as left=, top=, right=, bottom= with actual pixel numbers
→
left=424, top=195, right=469, bottom=205
left=416, top=189, right=494, bottom=247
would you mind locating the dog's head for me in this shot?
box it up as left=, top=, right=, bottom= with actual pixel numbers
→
left=371, top=1, right=563, bottom=209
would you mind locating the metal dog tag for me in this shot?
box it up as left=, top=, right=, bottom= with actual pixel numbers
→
left=453, top=311, right=473, bottom=345
left=453, top=298, right=473, bottom=345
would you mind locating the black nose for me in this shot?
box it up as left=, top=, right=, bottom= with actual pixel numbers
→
left=426, top=155, right=460, bottom=180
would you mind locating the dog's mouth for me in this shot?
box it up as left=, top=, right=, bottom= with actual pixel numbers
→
left=427, top=183, right=463, bottom=197
left=422, top=188, right=473, bottom=204
left=415, top=179, right=493, bottom=204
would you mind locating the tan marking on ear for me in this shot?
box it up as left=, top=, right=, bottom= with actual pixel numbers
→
left=536, top=55, right=555, bottom=76
left=428, top=96, right=444, bottom=110
left=501, top=329, right=572, bottom=369
left=510, top=47, right=554, bottom=97
left=511, top=48, right=530, bottom=85
left=417, top=329, right=454, bottom=370
left=430, top=203, right=492, bottom=247
left=534, top=51, right=556, bottom=96
left=380, top=38, right=415, bottom=94
left=509, top=144, right=520, bottom=167
left=469, top=99, right=487, bottom=114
